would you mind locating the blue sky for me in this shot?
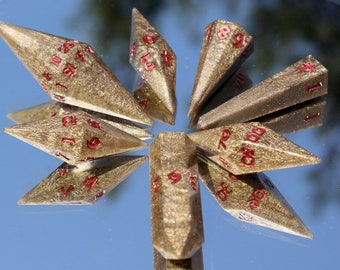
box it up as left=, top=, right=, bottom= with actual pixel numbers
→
left=0, top=0, right=339, bottom=269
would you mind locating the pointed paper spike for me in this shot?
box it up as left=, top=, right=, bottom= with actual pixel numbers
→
left=188, top=19, right=253, bottom=118
left=196, top=149, right=313, bottom=238
left=133, top=82, right=175, bottom=125
left=18, top=155, right=148, bottom=205
left=257, top=98, right=326, bottom=135
left=189, top=69, right=252, bottom=128
left=153, top=247, right=204, bottom=270
left=0, top=21, right=152, bottom=126
left=4, top=111, right=147, bottom=165
left=7, top=101, right=153, bottom=140
left=188, top=122, right=320, bottom=175
left=129, top=8, right=176, bottom=120
left=197, top=55, right=328, bottom=130
left=150, top=132, right=203, bottom=260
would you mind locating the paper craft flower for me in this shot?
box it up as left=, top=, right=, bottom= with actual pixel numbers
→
left=0, top=8, right=327, bottom=268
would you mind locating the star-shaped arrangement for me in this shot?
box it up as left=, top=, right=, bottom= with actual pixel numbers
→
left=1, top=8, right=327, bottom=269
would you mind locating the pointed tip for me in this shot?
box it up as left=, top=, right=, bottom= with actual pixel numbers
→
left=17, top=198, right=25, bottom=205
left=304, top=231, right=314, bottom=239
left=6, top=112, right=19, bottom=123
left=132, top=7, right=139, bottom=15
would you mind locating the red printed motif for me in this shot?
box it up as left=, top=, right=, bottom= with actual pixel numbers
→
left=216, top=182, right=232, bottom=201
left=217, top=25, right=232, bottom=40
left=83, top=175, right=99, bottom=191
left=55, top=151, right=70, bottom=161
left=58, top=40, right=76, bottom=53
left=42, top=71, right=52, bottom=81
left=137, top=99, right=148, bottom=110
left=55, top=82, right=68, bottom=90
left=304, top=113, right=321, bottom=122
left=217, top=129, right=231, bottom=150
left=50, top=55, right=62, bottom=67
left=56, top=168, right=69, bottom=178
left=87, top=119, right=102, bottom=130
left=161, top=51, right=173, bottom=67
left=143, top=33, right=157, bottom=44
left=87, top=137, right=101, bottom=150
left=187, top=170, right=198, bottom=191
left=168, top=171, right=182, bottom=184
left=152, top=176, right=160, bottom=193
left=130, top=42, right=136, bottom=57
left=60, top=185, right=74, bottom=197
left=235, top=72, right=246, bottom=87
left=241, top=147, right=255, bottom=167
left=75, top=51, right=86, bottom=62
left=63, top=63, right=77, bottom=78
left=140, top=53, right=155, bottom=71
left=205, top=24, right=213, bottom=40
left=246, top=126, right=266, bottom=142
left=248, top=189, right=266, bottom=210
left=298, top=62, right=315, bottom=73
left=61, top=137, right=76, bottom=145
left=233, top=33, right=245, bottom=47
left=307, top=82, right=323, bottom=93
left=62, top=115, right=77, bottom=126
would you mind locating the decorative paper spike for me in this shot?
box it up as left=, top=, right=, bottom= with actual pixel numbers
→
left=258, top=98, right=326, bottom=135
left=188, top=122, right=320, bottom=175
left=188, top=19, right=253, bottom=118
left=133, top=78, right=175, bottom=125
left=196, top=149, right=312, bottom=238
left=129, top=8, right=176, bottom=124
left=4, top=111, right=147, bottom=165
left=150, top=132, right=203, bottom=259
left=197, top=55, right=328, bottom=130
left=153, top=248, right=204, bottom=270
left=7, top=101, right=153, bottom=140
left=0, top=22, right=152, bottom=126
left=189, top=69, right=252, bottom=128
left=18, top=155, right=148, bottom=205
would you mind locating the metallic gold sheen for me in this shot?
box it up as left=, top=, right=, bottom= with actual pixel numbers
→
left=18, top=155, right=148, bottom=205
left=133, top=82, right=175, bottom=125
left=197, top=55, right=328, bottom=130
left=4, top=111, right=147, bottom=165
left=258, top=98, right=326, bottom=135
left=7, top=101, right=153, bottom=140
left=0, top=22, right=152, bottom=126
left=150, top=132, right=204, bottom=259
left=130, top=8, right=176, bottom=123
left=188, top=20, right=253, bottom=118
left=189, top=69, right=252, bottom=128
left=188, top=122, right=320, bottom=175
left=197, top=149, right=313, bottom=238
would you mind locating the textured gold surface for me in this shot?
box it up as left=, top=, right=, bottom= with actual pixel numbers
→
left=197, top=55, right=328, bottom=130
left=5, top=111, right=147, bottom=165
left=0, top=22, right=152, bottom=126
left=150, top=132, right=204, bottom=259
left=197, top=149, right=312, bottom=238
left=188, top=122, right=320, bottom=175
left=7, top=101, right=153, bottom=140
left=133, top=81, right=175, bottom=125
left=188, top=19, right=253, bottom=118
left=189, top=69, right=252, bottom=127
left=18, top=155, right=147, bottom=205
left=258, top=98, right=326, bottom=134
left=154, top=248, right=204, bottom=270
left=130, top=8, right=176, bottom=123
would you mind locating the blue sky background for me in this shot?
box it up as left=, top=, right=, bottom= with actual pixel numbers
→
left=0, top=0, right=339, bottom=269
